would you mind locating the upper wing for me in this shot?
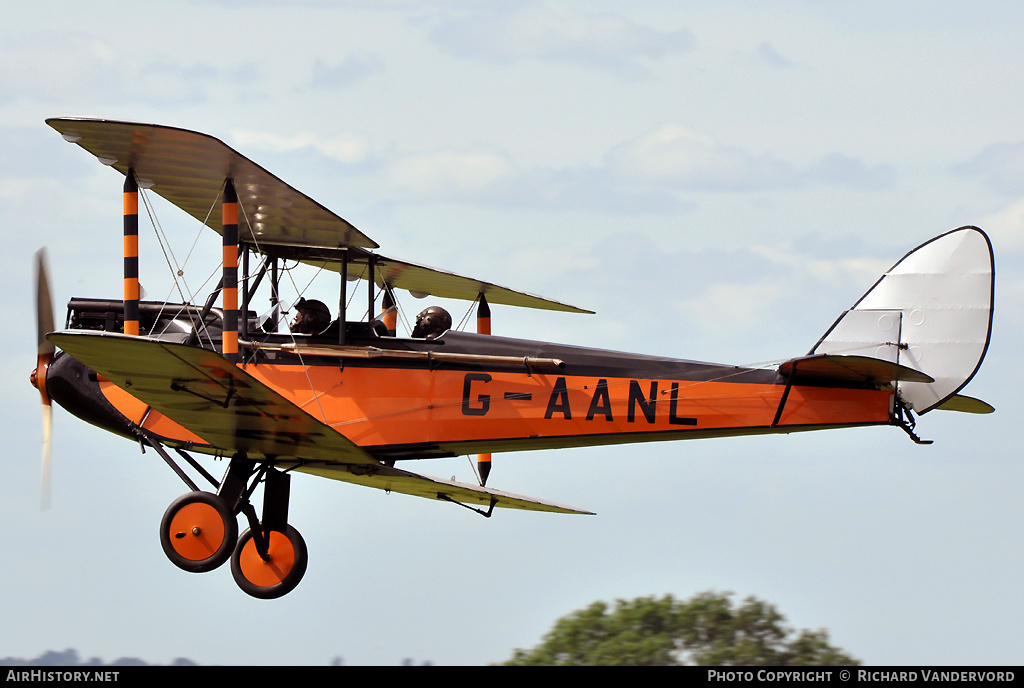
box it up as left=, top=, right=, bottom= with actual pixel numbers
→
left=47, top=331, right=591, bottom=514
left=47, top=117, right=377, bottom=250
left=283, top=247, right=595, bottom=314
left=47, top=117, right=592, bottom=314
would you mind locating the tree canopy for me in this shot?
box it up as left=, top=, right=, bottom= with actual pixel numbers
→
left=503, top=591, right=859, bottom=666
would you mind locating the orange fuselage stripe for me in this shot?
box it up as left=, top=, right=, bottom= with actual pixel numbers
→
left=98, top=361, right=891, bottom=453
left=244, top=365, right=892, bottom=449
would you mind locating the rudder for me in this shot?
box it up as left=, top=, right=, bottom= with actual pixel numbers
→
left=810, top=226, right=994, bottom=414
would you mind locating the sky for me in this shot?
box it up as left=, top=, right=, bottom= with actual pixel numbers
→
left=2, top=0, right=1023, bottom=666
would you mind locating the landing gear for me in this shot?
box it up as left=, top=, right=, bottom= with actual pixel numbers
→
left=231, top=525, right=308, bottom=599
left=154, top=449, right=309, bottom=598
left=160, top=491, right=237, bottom=573
left=894, top=398, right=934, bottom=445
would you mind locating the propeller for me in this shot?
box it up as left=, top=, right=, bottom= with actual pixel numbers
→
left=31, top=249, right=55, bottom=510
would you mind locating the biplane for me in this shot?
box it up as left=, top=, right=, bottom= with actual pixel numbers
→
left=32, top=118, right=995, bottom=599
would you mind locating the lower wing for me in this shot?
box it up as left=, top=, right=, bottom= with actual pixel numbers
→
left=48, top=331, right=592, bottom=515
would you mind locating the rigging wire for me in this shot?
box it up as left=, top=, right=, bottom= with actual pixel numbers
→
left=181, top=181, right=224, bottom=270
left=455, top=296, right=478, bottom=332
left=393, top=292, right=413, bottom=337
left=465, top=454, right=482, bottom=486
left=139, top=187, right=190, bottom=328
left=138, top=187, right=221, bottom=346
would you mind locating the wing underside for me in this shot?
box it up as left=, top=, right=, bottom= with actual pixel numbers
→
left=301, top=248, right=594, bottom=314
left=46, top=117, right=377, bottom=250
left=47, top=331, right=590, bottom=514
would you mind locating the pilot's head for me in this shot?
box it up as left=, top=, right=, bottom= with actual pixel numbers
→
left=289, top=298, right=331, bottom=334
left=411, top=306, right=452, bottom=339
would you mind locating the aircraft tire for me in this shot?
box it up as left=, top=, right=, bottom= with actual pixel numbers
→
left=159, top=491, right=238, bottom=573
left=230, top=525, right=308, bottom=599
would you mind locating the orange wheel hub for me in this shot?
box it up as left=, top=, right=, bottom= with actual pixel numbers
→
left=237, top=531, right=296, bottom=587
left=168, top=501, right=228, bottom=561
left=231, top=525, right=308, bottom=599
left=159, top=491, right=237, bottom=573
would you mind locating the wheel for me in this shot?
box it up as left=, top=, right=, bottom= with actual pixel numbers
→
left=159, top=491, right=237, bottom=573
left=230, top=525, right=308, bottom=599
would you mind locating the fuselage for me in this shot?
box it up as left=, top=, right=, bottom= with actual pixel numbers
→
left=46, top=302, right=895, bottom=464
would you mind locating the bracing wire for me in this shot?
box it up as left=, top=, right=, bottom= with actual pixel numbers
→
left=455, top=296, right=482, bottom=332
left=139, top=187, right=222, bottom=342
left=135, top=182, right=232, bottom=347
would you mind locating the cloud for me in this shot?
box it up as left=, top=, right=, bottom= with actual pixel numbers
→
left=806, top=152, right=895, bottom=189
left=429, top=3, right=693, bottom=76
left=378, top=145, right=690, bottom=212
left=310, top=56, right=383, bottom=89
left=231, top=129, right=371, bottom=164
left=604, top=124, right=799, bottom=192
left=0, top=34, right=122, bottom=103
left=749, top=243, right=890, bottom=286
left=0, top=33, right=260, bottom=107
left=136, top=59, right=261, bottom=104
left=977, top=199, right=1024, bottom=251
left=372, top=124, right=892, bottom=210
left=953, top=142, right=1024, bottom=194
left=385, top=146, right=516, bottom=200
left=515, top=166, right=689, bottom=213
left=603, top=128, right=894, bottom=195
left=530, top=230, right=896, bottom=361
left=228, top=123, right=891, bottom=214
left=754, top=43, right=793, bottom=69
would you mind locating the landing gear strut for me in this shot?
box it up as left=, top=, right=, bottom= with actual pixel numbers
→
left=894, top=398, right=934, bottom=445
left=229, top=461, right=308, bottom=599
left=154, top=447, right=308, bottom=597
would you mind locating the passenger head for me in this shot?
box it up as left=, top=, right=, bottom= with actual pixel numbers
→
left=289, top=298, right=331, bottom=334
left=411, top=306, right=452, bottom=339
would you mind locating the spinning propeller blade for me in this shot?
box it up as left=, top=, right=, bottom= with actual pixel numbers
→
left=33, top=249, right=55, bottom=510
left=36, top=249, right=54, bottom=356
left=40, top=403, right=52, bottom=511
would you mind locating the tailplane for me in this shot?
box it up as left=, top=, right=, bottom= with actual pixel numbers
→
left=809, top=226, right=994, bottom=414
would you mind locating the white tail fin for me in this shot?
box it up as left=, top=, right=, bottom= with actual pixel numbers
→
left=811, top=226, right=994, bottom=413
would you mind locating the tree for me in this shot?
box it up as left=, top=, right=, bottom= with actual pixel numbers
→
left=502, top=592, right=859, bottom=666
